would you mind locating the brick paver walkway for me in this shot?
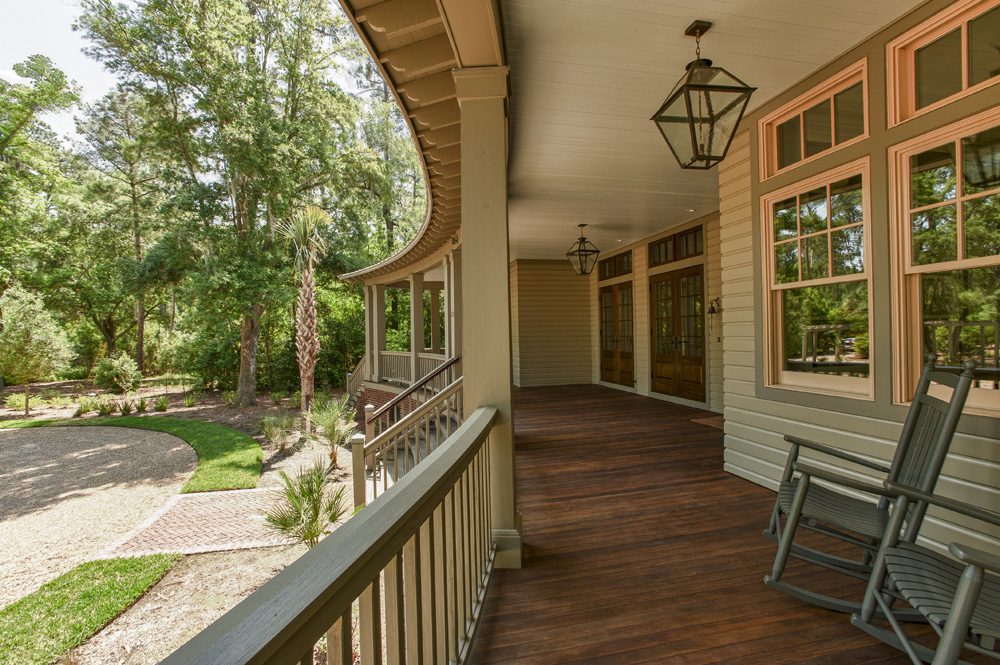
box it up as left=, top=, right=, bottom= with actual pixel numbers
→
left=105, top=488, right=289, bottom=556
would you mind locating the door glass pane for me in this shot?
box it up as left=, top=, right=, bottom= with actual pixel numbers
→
left=832, top=227, right=865, bottom=275
left=680, top=273, right=703, bottom=358
left=831, top=175, right=864, bottom=227
left=799, top=187, right=829, bottom=235
left=803, top=99, right=832, bottom=157
left=781, top=281, right=870, bottom=378
left=961, top=125, right=1000, bottom=195
left=921, top=268, right=998, bottom=390
left=777, top=116, right=801, bottom=168
left=619, top=287, right=633, bottom=353
left=968, top=6, right=1000, bottom=87
left=915, top=27, right=963, bottom=109
left=833, top=82, right=864, bottom=144
left=910, top=143, right=957, bottom=208
left=775, top=242, right=799, bottom=284
left=774, top=197, right=798, bottom=240
left=802, top=235, right=830, bottom=280
left=655, top=281, right=673, bottom=355
left=911, top=205, right=958, bottom=265
left=964, top=194, right=1000, bottom=260
left=601, top=291, right=614, bottom=351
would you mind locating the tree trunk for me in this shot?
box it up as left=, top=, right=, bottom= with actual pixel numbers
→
left=135, top=300, right=145, bottom=373
left=24, top=383, right=29, bottom=417
left=237, top=304, right=264, bottom=406
left=296, top=266, right=320, bottom=432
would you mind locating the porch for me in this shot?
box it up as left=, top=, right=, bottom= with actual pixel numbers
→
left=471, top=384, right=928, bottom=664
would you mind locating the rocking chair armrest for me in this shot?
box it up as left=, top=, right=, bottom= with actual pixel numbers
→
left=783, top=435, right=891, bottom=473
left=793, top=461, right=895, bottom=497
left=949, top=543, right=1000, bottom=573
left=883, top=482, right=1000, bottom=528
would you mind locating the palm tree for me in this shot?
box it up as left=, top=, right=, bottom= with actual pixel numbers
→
left=279, top=206, right=330, bottom=430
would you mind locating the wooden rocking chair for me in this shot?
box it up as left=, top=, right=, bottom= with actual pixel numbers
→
left=851, top=481, right=1000, bottom=665
left=763, top=356, right=978, bottom=613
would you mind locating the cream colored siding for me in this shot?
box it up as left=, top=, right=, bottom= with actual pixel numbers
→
left=718, top=130, right=1000, bottom=553
left=510, top=261, right=521, bottom=386
left=510, top=260, right=592, bottom=387
left=706, top=217, right=723, bottom=413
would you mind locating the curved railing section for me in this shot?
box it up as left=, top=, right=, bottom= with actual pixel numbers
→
left=161, top=406, right=499, bottom=665
left=345, top=354, right=366, bottom=402
left=368, top=355, right=462, bottom=437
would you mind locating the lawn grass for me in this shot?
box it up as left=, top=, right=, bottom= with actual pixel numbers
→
left=0, top=554, right=179, bottom=665
left=0, top=416, right=261, bottom=492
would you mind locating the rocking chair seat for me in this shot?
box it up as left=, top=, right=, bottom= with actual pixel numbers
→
left=779, top=478, right=888, bottom=539
left=885, top=542, right=1000, bottom=639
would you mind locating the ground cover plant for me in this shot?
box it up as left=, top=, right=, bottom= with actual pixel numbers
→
left=0, top=554, right=179, bottom=665
left=0, top=416, right=261, bottom=492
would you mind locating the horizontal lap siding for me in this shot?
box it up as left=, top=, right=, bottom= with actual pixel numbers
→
left=510, top=262, right=521, bottom=386
left=718, top=130, right=1000, bottom=552
left=511, top=260, right=592, bottom=387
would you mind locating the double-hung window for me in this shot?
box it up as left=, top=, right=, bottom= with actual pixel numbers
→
left=762, top=159, right=872, bottom=397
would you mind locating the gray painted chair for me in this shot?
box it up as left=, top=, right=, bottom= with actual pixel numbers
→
left=763, top=356, right=978, bottom=613
left=851, top=481, right=1000, bottom=665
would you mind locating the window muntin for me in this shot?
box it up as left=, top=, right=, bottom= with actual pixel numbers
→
left=760, top=61, right=867, bottom=178
left=892, top=109, right=1000, bottom=414
left=762, top=160, right=872, bottom=396
left=649, top=226, right=703, bottom=268
left=598, top=251, right=632, bottom=281
left=888, top=0, right=1000, bottom=126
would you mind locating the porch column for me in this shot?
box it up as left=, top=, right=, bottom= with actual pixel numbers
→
left=454, top=65, right=520, bottom=568
left=450, top=248, right=463, bottom=358
left=443, top=254, right=453, bottom=358
left=429, top=288, right=441, bottom=354
left=409, top=272, right=424, bottom=382
left=363, top=283, right=373, bottom=381
left=373, top=284, right=386, bottom=382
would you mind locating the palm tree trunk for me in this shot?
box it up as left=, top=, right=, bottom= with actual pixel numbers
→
left=297, top=266, right=320, bottom=432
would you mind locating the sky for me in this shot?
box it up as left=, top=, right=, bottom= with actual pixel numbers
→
left=0, top=0, right=118, bottom=140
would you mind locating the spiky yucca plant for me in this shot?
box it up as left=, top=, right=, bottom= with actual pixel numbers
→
left=265, top=462, right=347, bottom=549
left=279, top=206, right=331, bottom=431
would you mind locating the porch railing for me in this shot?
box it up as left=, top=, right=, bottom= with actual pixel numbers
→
left=355, top=378, right=464, bottom=506
left=380, top=351, right=412, bottom=384
left=345, top=354, right=366, bottom=402
left=417, top=352, right=447, bottom=381
left=161, top=406, right=499, bottom=665
left=368, top=356, right=462, bottom=438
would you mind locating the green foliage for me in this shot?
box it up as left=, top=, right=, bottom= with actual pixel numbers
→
left=182, top=391, right=198, bottom=408
left=154, top=395, right=169, bottom=412
left=93, top=355, right=142, bottom=393
left=311, top=394, right=357, bottom=452
left=136, top=397, right=148, bottom=413
left=3, top=393, right=74, bottom=411
left=265, top=461, right=347, bottom=548
left=117, top=399, right=134, bottom=416
left=96, top=400, right=115, bottom=416
left=0, top=554, right=178, bottom=665
left=260, top=414, right=296, bottom=451
left=269, top=390, right=288, bottom=404
left=0, top=286, right=73, bottom=392
left=222, top=390, right=238, bottom=406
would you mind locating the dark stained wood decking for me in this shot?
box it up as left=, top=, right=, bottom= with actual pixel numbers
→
left=468, top=385, right=927, bottom=664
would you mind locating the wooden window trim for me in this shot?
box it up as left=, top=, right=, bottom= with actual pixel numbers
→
left=888, top=105, right=1000, bottom=416
left=598, top=250, right=633, bottom=282
left=758, top=59, right=869, bottom=181
left=760, top=157, right=874, bottom=399
left=886, top=0, right=1000, bottom=128
left=648, top=225, right=704, bottom=269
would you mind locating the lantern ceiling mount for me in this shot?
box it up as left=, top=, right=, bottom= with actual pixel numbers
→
left=651, top=19, right=756, bottom=170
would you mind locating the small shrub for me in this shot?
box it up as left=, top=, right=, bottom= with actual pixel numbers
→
left=154, top=396, right=169, bottom=412
left=260, top=415, right=295, bottom=452
left=222, top=390, right=238, bottom=407
left=57, top=366, right=90, bottom=381
left=96, top=400, right=115, bottom=416
left=38, top=388, right=60, bottom=402
left=182, top=389, right=201, bottom=408
left=118, top=399, right=134, bottom=416
left=290, top=390, right=301, bottom=409
left=94, top=355, right=142, bottom=393
left=269, top=390, right=287, bottom=405
left=73, top=406, right=85, bottom=418
left=77, top=396, right=101, bottom=416
left=264, top=462, right=347, bottom=548
left=3, top=393, right=25, bottom=411
left=136, top=397, right=148, bottom=413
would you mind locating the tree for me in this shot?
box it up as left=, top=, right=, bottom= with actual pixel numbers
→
left=0, top=285, right=72, bottom=415
left=279, top=206, right=330, bottom=427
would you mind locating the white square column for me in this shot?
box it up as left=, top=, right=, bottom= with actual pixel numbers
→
left=409, top=272, right=424, bottom=381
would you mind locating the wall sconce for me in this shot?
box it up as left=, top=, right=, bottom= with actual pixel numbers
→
left=707, top=297, right=722, bottom=315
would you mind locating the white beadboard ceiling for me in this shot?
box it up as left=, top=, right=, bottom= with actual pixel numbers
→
left=501, top=0, right=923, bottom=260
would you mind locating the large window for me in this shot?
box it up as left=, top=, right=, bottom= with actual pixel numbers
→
left=887, top=0, right=1000, bottom=126
left=891, top=108, right=1000, bottom=414
left=762, top=159, right=872, bottom=397
left=759, top=61, right=868, bottom=179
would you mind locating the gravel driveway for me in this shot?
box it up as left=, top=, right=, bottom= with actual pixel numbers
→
left=0, top=426, right=197, bottom=607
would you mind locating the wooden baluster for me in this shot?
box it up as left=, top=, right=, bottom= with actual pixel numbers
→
left=453, top=480, right=467, bottom=643
left=461, top=470, right=473, bottom=634
left=403, top=531, right=424, bottom=664
left=351, top=433, right=366, bottom=510
left=446, top=489, right=458, bottom=662
left=384, top=556, right=404, bottom=665
left=433, top=504, right=448, bottom=663
left=420, top=519, right=435, bottom=664
left=327, top=611, right=353, bottom=665
left=359, top=574, right=382, bottom=665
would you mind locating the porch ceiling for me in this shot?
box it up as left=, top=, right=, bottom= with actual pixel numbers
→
left=501, top=0, right=924, bottom=260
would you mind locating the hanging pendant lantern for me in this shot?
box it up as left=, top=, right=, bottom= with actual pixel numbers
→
left=651, top=20, right=756, bottom=170
left=566, top=224, right=600, bottom=276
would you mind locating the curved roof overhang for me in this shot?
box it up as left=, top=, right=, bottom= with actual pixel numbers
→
left=337, top=0, right=505, bottom=284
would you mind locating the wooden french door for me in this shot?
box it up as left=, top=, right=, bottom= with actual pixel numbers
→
left=599, top=282, right=634, bottom=387
left=650, top=265, right=705, bottom=401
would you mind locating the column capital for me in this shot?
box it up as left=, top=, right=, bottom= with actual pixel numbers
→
left=453, top=66, right=509, bottom=103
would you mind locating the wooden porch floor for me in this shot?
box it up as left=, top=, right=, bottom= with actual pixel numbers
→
left=469, top=385, right=926, bottom=664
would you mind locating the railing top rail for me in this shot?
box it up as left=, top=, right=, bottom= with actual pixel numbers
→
left=368, top=355, right=461, bottom=423
left=417, top=352, right=447, bottom=359
left=161, top=405, right=498, bottom=665
left=364, top=377, right=463, bottom=455
left=380, top=350, right=411, bottom=357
